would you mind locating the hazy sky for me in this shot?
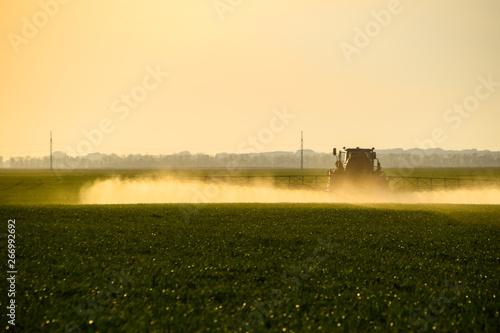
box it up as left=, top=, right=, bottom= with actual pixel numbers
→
left=1, top=0, right=500, bottom=157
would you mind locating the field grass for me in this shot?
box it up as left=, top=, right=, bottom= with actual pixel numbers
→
left=1, top=169, right=499, bottom=332
left=1, top=203, right=499, bottom=332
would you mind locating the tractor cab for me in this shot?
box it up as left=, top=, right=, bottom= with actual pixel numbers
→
left=333, top=147, right=381, bottom=174
left=328, top=146, right=386, bottom=191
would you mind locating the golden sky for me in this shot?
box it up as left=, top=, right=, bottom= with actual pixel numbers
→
left=1, top=0, right=500, bottom=157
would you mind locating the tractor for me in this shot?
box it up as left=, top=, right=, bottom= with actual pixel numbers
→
left=327, top=147, right=388, bottom=191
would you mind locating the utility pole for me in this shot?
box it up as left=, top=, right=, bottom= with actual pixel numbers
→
left=301, top=131, right=303, bottom=170
left=50, top=131, right=53, bottom=170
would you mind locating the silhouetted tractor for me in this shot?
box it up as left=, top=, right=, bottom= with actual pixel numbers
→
left=328, top=147, right=388, bottom=191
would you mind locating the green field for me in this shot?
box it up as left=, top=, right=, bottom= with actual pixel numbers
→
left=1, top=169, right=500, bottom=332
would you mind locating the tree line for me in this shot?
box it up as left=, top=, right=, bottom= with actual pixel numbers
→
left=2, top=149, right=500, bottom=169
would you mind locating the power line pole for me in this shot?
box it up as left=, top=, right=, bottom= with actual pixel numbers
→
left=301, top=131, right=303, bottom=170
left=50, top=131, right=53, bottom=170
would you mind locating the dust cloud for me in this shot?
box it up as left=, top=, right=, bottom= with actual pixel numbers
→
left=79, top=177, right=500, bottom=205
